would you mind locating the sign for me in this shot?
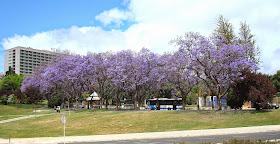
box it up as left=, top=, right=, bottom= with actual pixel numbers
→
left=61, top=115, right=66, bottom=124
left=61, top=115, right=66, bottom=144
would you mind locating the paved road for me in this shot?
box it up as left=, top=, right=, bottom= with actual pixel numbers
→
left=64, top=131, right=280, bottom=144
left=4, top=125, right=280, bottom=144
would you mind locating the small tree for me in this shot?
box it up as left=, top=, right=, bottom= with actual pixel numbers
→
left=0, top=95, right=7, bottom=104
left=0, top=74, right=23, bottom=92
left=227, top=88, right=243, bottom=109
left=48, top=97, right=63, bottom=108
left=5, top=66, right=15, bottom=76
left=271, top=70, right=280, bottom=92
left=230, top=70, right=276, bottom=109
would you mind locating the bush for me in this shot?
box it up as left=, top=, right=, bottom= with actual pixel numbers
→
left=48, top=97, right=63, bottom=108
left=176, top=139, right=279, bottom=144
left=222, top=139, right=278, bottom=144
left=227, top=89, right=243, bottom=109
left=186, top=94, right=197, bottom=105
left=0, top=95, right=7, bottom=104
left=231, top=70, right=276, bottom=109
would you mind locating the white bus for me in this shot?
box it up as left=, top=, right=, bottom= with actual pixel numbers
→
left=145, top=98, right=183, bottom=110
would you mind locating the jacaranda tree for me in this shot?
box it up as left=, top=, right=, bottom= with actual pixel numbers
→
left=164, top=49, right=197, bottom=110
left=82, top=52, right=112, bottom=109
left=21, top=16, right=261, bottom=111
left=171, top=32, right=258, bottom=110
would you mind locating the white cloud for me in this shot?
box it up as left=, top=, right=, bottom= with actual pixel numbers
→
left=95, top=8, right=133, bottom=27
left=1, top=0, right=280, bottom=74
left=1, top=26, right=130, bottom=55
left=126, top=0, right=280, bottom=74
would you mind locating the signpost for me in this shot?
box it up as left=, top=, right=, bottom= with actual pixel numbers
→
left=61, top=115, right=66, bottom=144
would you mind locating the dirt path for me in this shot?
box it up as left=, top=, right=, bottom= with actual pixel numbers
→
left=0, top=114, right=53, bottom=124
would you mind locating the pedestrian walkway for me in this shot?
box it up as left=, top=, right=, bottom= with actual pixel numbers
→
left=0, top=111, right=68, bottom=124
left=0, top=114, right=52, bottom=124
left=1, top=125, right=280, bottom=144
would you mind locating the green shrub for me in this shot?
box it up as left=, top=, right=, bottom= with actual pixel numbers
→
left=175, top=139, right=280, bottom=144
left=222, top=139, right=278, bottom=144
left=47, top=97, right=63, bottom=108
left=0, top=95, right=7, bottom=104
left=186, top=94, right=197, bottom=105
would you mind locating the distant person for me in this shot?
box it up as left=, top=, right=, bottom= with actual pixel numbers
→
left=54, top=106, right=57, bottom=113
left=57, top=106, right=60, bottom=113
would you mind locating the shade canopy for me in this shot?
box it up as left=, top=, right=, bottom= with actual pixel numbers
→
left=86, top=92, right=100, bottom=101
left=90, top=92, right=98, bottom=97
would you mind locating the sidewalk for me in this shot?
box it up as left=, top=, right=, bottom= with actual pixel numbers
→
left=1, top=125, right=280, bottom=144
left=0, top=114, right=52, bottom=124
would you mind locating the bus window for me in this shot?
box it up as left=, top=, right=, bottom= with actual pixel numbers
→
left=160, top=100, right=173, bottom=105
left=150, top=100, right=156, bottom=105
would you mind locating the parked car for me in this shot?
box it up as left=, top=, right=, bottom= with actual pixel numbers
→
left=264, top=103, right=279, bottom=109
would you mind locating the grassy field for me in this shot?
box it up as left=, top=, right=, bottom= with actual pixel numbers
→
left=0, top=116, right=21, bottom=121
left=0, top=104, right=51, bottom=116
left=273, top=97, right=280, bottom=105
left=0, top=104, right=52, bottom=122
left=0, top=106, right=280, bottom=138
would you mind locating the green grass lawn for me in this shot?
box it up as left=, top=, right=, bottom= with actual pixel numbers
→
left=0, top=104, right=52, bottom=116
left=40, top=100, right=48, bottom=105
left=0, top=116, right=21, bottom=121
left=0, top=109, right=280, bottom=138
left=273, top=97, right=280, bottom=105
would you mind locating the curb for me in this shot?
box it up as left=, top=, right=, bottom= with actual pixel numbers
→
left=3, top=125, right=280, bottom=144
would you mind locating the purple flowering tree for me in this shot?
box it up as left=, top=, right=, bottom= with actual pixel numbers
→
left=172, top=32, right=258, bottom=110
left=165, top=50, right=197, bottom=110
left=21, top=67, right=44, bottom=104
left=82, top=52, right=112, bottom=109
left=38, top=55, right=86, bottom=111
left=129, top=48, right=158, bottom=109
left=107, top=50, right=135, bottom=110
left=57, top=55, right=86, bottom=109
left=146, top=53, right=169, bottom=109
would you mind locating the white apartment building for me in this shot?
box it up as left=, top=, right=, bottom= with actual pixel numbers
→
left=4, top=46, right=59, bottom=75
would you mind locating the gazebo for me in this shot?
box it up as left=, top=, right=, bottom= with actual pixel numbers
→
left=86, top=92, right=100, bottom=109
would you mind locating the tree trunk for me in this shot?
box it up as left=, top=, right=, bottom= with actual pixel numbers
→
left=99, top=97, right=103, bottom=109
left=118, top=98, right=121, bottom=110
left=116, top=97, right=120, bottom=110
left=182, top=95, right=186, bottom=110
left=76, top=98, right=79, bottom=110
left=134, top=93, right=138, bottom=110
left=217, top=95, right=222, bottom=110
left=116, top=99, right=118, bottom=110
left=211, top=96, right=214, bottom=110
left=156, top=97, right=159, bottom=110
left=68, top=97, right=71, bottom=116
left=105, top=98, right=109, bottom=109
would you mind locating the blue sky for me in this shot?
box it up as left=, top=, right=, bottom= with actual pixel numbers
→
left=0, top=0, right=126, bottom=37
left=1, top=0, right=280, bottom=74
left=0, top=0, right=127, bottom=72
